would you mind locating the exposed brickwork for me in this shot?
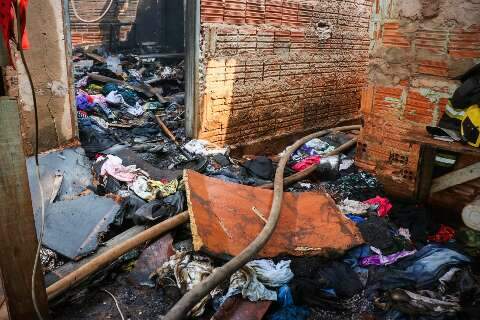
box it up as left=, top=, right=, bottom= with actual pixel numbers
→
left=357, top=0, right=480, bottom=201
left=198, top=0, right=374, bottom=145
left=68, top=0, right=139, bottom=46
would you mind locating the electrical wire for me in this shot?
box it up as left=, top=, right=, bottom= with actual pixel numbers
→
left=101, top=289, right=126, bottom=320
left=12, top=1, right=45, bottom=319
left=71, top=0, right=115, bottom=23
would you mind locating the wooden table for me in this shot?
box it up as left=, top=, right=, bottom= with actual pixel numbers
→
left=403, top=129, right=480, bottom=202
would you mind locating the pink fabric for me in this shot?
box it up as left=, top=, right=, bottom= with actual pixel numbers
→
left=364, top=196, right=393, bottom=217
left=100, top=155, right=137, bottom=183
left=291, top=156, right=322, bottom=172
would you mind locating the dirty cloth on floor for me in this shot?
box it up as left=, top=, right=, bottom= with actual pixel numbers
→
left=221, top=259, right=293, bottom=304
left=183, top=139, right=227, bottom=156
left=322, top=171, right=382, bottom=202
left=99, top=155, right=139, bottom=183
left=291, top=155, right=322, bottom=172
left=291, top=259, right=363, bottom=299
left=357, top=216, right=394, bottom=251
left=267, top=285, right=310, bottom=320
left=386, top=288, right=460, bottom=316
left=154, top=252, right=217, bottom=317
left=364, top=196, right=392, bottom=217
left=369, top=245, right=471, bottom=291
left=130, top=176, right=178, bottom=201
left=337, top=199, right=371, bottom=216
left=222, top=266, right=278, bottom=303
left=132, top=191, right=185, bottom=224
left=360, top=249, right=416, bottom=267
left=428, top=224, right=456, bottom=243
left=290, top=138, right=335, bottom=162
left=243, top=156, right=274, bottom=180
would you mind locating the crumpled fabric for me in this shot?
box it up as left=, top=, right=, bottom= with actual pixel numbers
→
left=221, top=259, right=293, bottom=304
left=291, top=138, right=335, bottom=162
left=346, top=214, right=365, bottom=224
left=105, top=90, right=125, bottom=105
left=132, top=191, right=185, bottom=224
left=267, top=285, right=310, bottom=320
left=243, top=156, right=274, bottom=180
left=222, top=265, right=277, bottom=303
left=323, top=171, right=382, bottom=202
left=360, top=249, right=416, bottom=267
left=246, top=260, right=294, bottom=288
left=131, top=176, right=178, bottom=201
left=291, top=155, right=322, bottom=172
left=102, top=83, right=139, bottom=106
left=357, top=216, right=394, bottom=251
left=371, top=244, right=471, bottom=290
left=153, top=252, right=219, bottom=317
left=76, top=92, right=95, bottom=111
left=428, top=224, right=455, bottom=243
left=105, top=90, right=144, bottom=116
left=364, top=196, right=392, bottom=217
left=343, top=245, right=371, bottom=286
left=338, top=198, right=371, bottom=215
left=99, top=155, right=138, bottom=183
left=184, top=139, right=227, bottom=156
left=386, top=288, right=460, bottom=316
left=398, top=228, right=412, bottom=241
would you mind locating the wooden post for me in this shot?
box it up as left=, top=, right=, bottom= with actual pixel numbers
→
left=0, top=98, right=49, bottom=319
left=416, top=145, right=436, bottom=202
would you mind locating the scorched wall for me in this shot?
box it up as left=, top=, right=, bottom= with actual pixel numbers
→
left=197, top=0, right=373, bottom=145
left=356, top=0, right=480, bottom=203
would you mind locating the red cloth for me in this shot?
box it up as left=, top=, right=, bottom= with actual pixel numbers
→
left=428, top=225, right=455, bottom=243
left=291, top=155, right=322, bottom=172
left=363, top=196, right=393, bottom=217
left=0, top=0, right=29, bottom=64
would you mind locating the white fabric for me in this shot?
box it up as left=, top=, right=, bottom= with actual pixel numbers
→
left=246, top=259, right=294, bottom=288
left=184, top=139, right=227, bottom=156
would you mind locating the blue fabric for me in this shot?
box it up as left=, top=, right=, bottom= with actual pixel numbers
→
left=76, top=94, right=94, bottom=111
left=267, top=286, right=310, bottom=320
left=377, top=244, right=470, bottom=290
left=346, top=214, right=365, bottom=224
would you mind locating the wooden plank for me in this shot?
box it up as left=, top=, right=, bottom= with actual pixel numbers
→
left=87, top=73, right=155, bottom=98
left=431, top=161, right=480, bottom=194
left=416, top=146, right=436, bottom=202
left=0, top=98, right=49, bottom=319
left=403, top=130, right=480, bottom=157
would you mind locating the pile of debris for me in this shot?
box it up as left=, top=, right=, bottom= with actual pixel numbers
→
left=39, top=51, right=480, bottom=320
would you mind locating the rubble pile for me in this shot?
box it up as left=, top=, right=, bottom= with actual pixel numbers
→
left=41, top=52, right=480, bottom=320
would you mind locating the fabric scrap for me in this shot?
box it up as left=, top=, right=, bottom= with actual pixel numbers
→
left=131, top=176, right=178, bottom=201
left=246, top=260, right=294, bottom=288
left=267, top=285, right=310, bottom=320
left=428, top=224, right=455, bottom=243
left=153, top=252, right=218, bottom=317
left=99, top=155, right=138, bottom=183
left=364, top=196, right=392, bottom=217
left=338, top=198, right=371, bottom=215
left=291, top=155, right=322, bottom=172
left=184, top=139, right=227, bottom=156
left=360, top=250, right=416, bottom=267
left=222, top=265, right=277, bottom=303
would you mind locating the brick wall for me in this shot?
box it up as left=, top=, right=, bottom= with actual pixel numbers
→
left=197, top=0, right=373, bottom=145
left=356, top=0, right=480, bottom=201
left=68, top=0, right=139, bottom=46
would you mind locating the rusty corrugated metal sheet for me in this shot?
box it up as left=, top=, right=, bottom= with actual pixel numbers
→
left=185, top=170, right=364, bottom=258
